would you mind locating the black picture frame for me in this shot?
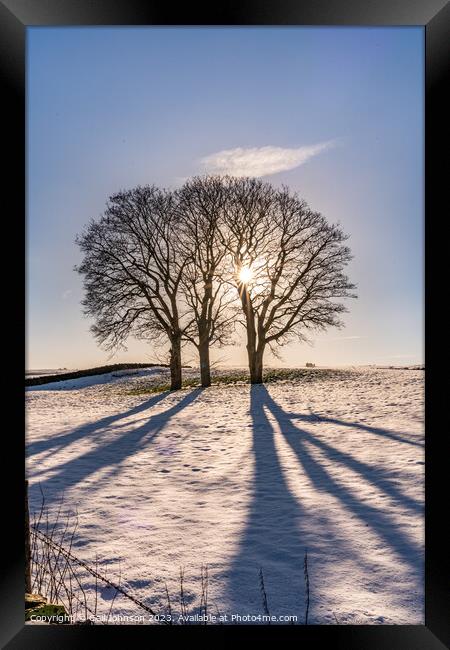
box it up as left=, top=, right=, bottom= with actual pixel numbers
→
left=2, top=1, right=448, bottom=647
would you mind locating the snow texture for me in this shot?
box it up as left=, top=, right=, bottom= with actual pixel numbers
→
left=26, top=367, right=424, bottom=625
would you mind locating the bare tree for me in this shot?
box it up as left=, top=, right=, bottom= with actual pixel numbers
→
left=76, top=178, right=355, bottom=389
left=177, top=177, right=238, bottom=387
left=222, top=177, right=356, bottom=383
left=75, top=185, right=189, bottom=390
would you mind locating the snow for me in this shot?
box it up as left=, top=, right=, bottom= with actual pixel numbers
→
left=25, top=367, right=424, bottom=625
left=26, top=367, right=164, bottom=391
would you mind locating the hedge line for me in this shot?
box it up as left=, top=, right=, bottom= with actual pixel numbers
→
left=25, top=363, right=168, bottom=387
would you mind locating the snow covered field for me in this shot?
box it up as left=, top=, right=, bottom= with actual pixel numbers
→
left=25, top=367, right=424, bottom=625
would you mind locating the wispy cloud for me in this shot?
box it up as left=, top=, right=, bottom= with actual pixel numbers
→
left=200, top=140, right=338, bottom=177
left=62, top=289, right=72, bottom=300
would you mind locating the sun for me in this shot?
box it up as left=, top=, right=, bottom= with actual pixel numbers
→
left=239, top=266, right=253, bottom=284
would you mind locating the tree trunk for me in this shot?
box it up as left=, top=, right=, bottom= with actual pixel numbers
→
left=249, top=345, right=264, bottom=384
left=246, top=326, right=265, bottom=384
left=198, top=336, right=211, bottom=388
left=169, top=335, right=182, bottom=390
left=242, top=285, right=265, bottom=384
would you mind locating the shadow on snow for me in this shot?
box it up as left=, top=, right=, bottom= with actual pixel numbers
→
left=225, top=385, right=423, bottom=620
left=29, top=389, right=203, bottom=508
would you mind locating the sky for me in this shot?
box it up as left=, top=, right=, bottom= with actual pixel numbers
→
left=27, top=27, right=424, bottom=370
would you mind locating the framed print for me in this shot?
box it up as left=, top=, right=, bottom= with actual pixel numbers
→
left=1, top=0, right=448, bottom=647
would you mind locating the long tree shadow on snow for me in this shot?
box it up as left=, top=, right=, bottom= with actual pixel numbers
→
left=226, top=385, right=423, bottom=620
left=291, top=410, right=423, bottom=449
left=224, top=385, right=308, bottom=618
left=29, top=388, right=203, bottom=508
left=26, top=391, right=171, bottom=459
left=260, top=386, right=423, bottom=581
left=277, top=412, right=423, bottom=515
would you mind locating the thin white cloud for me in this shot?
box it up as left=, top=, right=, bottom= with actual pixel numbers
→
left=62, top=289, right=72, bottom=300
left=200, top=140, right=337, bottom=178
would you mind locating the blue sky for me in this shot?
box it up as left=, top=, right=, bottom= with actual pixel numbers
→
left=27, top=27, right=424, bottom=369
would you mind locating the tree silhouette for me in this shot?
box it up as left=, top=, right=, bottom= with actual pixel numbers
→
left=221, top=177, right=356, bottom=383
left=75, top=185, right=189, bottom=390
left=76, top=177, right=356, bottom=387
left=177, top=176, right=238, bottom=387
